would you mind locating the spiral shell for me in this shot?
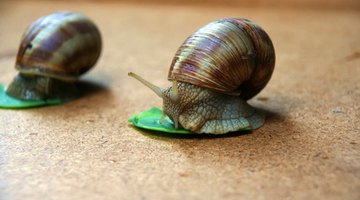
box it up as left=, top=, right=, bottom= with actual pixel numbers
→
left=168, top=18, right=275, bottom=100
left=15, top=11, right=102, bottom=82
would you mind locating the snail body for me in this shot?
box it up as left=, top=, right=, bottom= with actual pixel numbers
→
left=129, top=18, right=275, bottom=134
left=6, top=11, right=102, bottom=100
left=161, top=82, right=265, bottom=133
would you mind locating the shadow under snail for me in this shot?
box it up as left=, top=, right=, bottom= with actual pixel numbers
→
left=6, top=11, right=102, bottom=101
left=129, top=18, right=275, bottom=134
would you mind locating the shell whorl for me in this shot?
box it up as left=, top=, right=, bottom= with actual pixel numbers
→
left=15, top=12, right=102, bottom=82
left=168, top=18, right=275, bottom=100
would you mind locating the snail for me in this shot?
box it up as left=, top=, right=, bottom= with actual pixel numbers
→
left=6, top=11, right=102, bottom=101
left=129, top=18, right=275, bottom=134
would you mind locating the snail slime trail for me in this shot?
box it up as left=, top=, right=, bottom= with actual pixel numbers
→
left=5, top=11, right=102, bottom=101
left=129, top=18, right=275, bottom=134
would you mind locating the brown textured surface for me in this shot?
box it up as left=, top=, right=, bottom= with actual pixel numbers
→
left=0, top=1, right=359, bottom=200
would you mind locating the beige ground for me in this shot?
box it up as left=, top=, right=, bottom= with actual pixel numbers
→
left=0, top=1, right=359, bottom=200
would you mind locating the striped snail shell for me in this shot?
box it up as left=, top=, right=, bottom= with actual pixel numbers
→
left=129, top=18, right=275, bottom=134
left=6, top=11, right=102, bottom=100
left=168, top=18, right=275, bottom=100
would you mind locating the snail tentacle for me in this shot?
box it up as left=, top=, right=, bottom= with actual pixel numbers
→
left=128, top=72, right=164, bottom=98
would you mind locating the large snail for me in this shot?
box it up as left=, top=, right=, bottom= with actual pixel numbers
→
left=129, top=18, right=275, bottom=134
left=6, top=11, right=102, bottom=101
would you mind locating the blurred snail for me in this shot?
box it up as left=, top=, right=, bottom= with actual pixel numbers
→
left=129, top=18, right=275, bottom=134
left=6, top=11, right=102, bottom=100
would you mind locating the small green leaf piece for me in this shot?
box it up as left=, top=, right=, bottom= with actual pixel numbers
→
left=0, top=84, right=62, bottom=109
left=128, top=107, right=192, bottom=134
left=128, top=107, right=256, bottom=134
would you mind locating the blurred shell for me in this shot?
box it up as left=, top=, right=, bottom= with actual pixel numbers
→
left=168, top=18, right=275, bottom=100
left=15, top=11, right=102, bottom=82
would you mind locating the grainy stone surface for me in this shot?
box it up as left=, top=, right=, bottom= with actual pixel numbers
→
left=0, top=1, right=359, bottom=200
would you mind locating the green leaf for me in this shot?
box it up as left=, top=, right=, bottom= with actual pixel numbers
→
left=128, top=107, right=192, bottom=134
left=0, top=84, right=62, bottom=109
left=128, top=107, right=256, bottom=134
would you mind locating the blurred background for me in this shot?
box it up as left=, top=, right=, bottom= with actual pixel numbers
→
left=1, top=0, right=359, bottom=9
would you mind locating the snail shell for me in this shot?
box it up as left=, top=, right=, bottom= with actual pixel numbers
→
left=129, top=18, right=275, bottom=134
left=168, top=18, right=275, bottom=100
left=16, top=11, right=102, bottom=81
left=6, top=11, right=102, bottom=100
